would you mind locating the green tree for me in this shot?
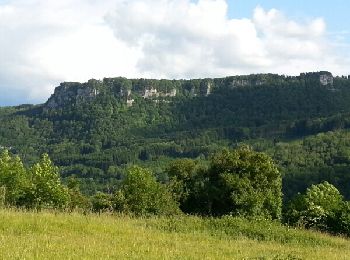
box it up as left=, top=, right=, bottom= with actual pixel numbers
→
left=166, top=159, right=197, bottom=204
left=285, top=181, right=344, bottom=230
left=28, top=154, right=69, bottom=209
left=0, top=150, right=28, bottom=206
left=119, top=166, right=179, bottom=216
left=166, top=159, right=208, bottom=214
left=206, top=147, right=282, bottom=219
left=333, top=201, right=350, bottom=236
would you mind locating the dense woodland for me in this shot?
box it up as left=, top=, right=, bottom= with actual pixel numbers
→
left=1, top=72, right=350, bottom=234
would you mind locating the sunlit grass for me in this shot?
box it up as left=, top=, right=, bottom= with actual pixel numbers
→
left=0, top=209, right=349, bottom=259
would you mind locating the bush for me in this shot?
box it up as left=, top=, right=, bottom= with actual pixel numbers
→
left=27, top=154, right=70, bottom=209
left=166, top=159, right=205, bottom=213
left=205, top=147, right=282, bottom=219
left=330, top=201, right=350, bottom=236
left=0, top=150, right=28, bottom=206
left=91, top=192, right=113, bottom=212
left=66, top=178, right=91, bottom=211
left=285, top=181, right=350, bottom=235
left=119, top=166, right=180, bottom=216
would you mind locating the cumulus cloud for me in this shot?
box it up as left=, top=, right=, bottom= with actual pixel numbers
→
left=106, top=0, right=348, bottom=78
left=0, top=0, right=349, bottom=105
left=0, top=0, right=139, bottom=105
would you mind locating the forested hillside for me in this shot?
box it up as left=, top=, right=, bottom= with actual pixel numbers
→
left=1, top=71, right=350, bottom=201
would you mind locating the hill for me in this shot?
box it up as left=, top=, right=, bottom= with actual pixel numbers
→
left=1, top=71, right=350, bottom=199
left=1, top=209, right=349, bottom=259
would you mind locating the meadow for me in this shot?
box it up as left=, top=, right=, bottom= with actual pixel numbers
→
left=0, top=209, right=349, bottom=259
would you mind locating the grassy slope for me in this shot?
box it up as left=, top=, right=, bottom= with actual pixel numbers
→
left=0, top=210, right=349, bottom=259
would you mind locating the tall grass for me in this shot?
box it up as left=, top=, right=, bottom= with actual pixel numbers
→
left=0, top=209, right=349, bottom=259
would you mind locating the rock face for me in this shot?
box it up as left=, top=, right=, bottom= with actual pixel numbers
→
left=165, top=88, right=177, bottom=97
left=126, top=98, right=134, bottom=107
left=320, top=73, right=334, bottom=86
left=45, top=79, right=179, bottom=108
left=46, top=80, right=101, bottom=108
left=231, top=78, right=265, bottom=88
left=44, top=71, right=336, bottom=109
left=46, top=83, right=80, bottom=108
left=300, top=71, right=334, bottom=87
left=143, top=87, right=158, bottom=98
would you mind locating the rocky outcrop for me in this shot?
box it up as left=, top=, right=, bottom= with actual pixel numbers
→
left=46, top=82, right=79, bottom=108
left=44, top=71, right=336, bottom=109
left=300, top=71, right=334, bottom=87
left=46, top=80, right=101, bottom=108
left=164, top=88, right=177, bottom=97
left=142, top=87, right=159, bottom=98
left=320, top=73, right=334, bottom=86
left=231, top=78, right=265, bottom=87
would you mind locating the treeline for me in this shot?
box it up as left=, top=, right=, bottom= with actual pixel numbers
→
left=1, top=148, right=349, bottom=237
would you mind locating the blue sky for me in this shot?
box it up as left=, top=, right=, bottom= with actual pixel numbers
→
left=0, top=0, right=350, bottom=106
left=228, top=0, right=349, bottom=35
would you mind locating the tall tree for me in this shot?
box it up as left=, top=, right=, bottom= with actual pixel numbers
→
left=0, top=150, right=27, bottom=206
left=28, top=154, right=69, bottom=209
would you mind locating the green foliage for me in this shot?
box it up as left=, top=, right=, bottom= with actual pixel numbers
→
left=3, top=74, right=350, bottom=228
left=27, top=154, right=69, bottom=209
left=67, top=176, right=91, bottom=211
left=91, top=192, right=112, bottom=212
left=119, top=166, right=180, bottom=216
left=285, top=181, right=350, bottom=236
left=0, top=151, right=73, bottom=210
left=166, top=159, right=203, bottom=212
left=111, top=189, right=127, bottom=212
left=3, top=74, right=350, bottom=198
left=0, top=150, right=27, bottom=205
left=333, top=202, right=350, bottom=236
left=205, top=147, right=282, bottom=219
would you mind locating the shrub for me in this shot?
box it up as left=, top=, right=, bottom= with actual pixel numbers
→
left=119, top=166, right=180, bottom=216
left=205, top=147, right=282, bottom=219
left=0, top=150, right=28, bottom=206
left=285, top=181, right=347, bottom=234
left=27, top=154, right=69, bottom=209
left=91, top=192, right=113, bottom=212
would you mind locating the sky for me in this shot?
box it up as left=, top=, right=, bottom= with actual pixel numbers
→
left=0, top=0, right=350, bottom=106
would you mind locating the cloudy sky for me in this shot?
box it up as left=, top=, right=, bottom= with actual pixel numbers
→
left=0, top=0, right=349, bottom=105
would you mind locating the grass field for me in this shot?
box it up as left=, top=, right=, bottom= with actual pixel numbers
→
left=0, top=210, right=349, bottom=259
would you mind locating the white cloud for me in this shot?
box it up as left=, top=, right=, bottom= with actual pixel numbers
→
left=0, top=0, right=349, bottom=105
left=0, top=0, right=139, bottom=105
left=106, top=0, right=348, bottom=78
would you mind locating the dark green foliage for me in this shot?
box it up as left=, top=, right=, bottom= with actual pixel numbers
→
left=332, top=202, right=350, bottom=236
left=268, top=131, right=350, bottom=201
left=165, top=148, right=282, bottom=219
left=27, top=154, right=70, bottom=209
left=0, top=151, right=73, bottom=210
left=0, top=150, right=28, bottom=205
left=2, top=73, right=350, bottom=216
left=166, top=159, right=204, bottom=212
left=67, top=176, right=91, bottom=210
left=204, top=147, right=282, bottom=218
left=118, top=166, right=180, bottom=216
left=91, top=192, right=113, bottom=212
left=285, top=181, right=350, bottom=236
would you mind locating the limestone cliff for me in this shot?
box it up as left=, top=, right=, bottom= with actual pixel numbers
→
left=44, top=72, right=335, bottom=109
